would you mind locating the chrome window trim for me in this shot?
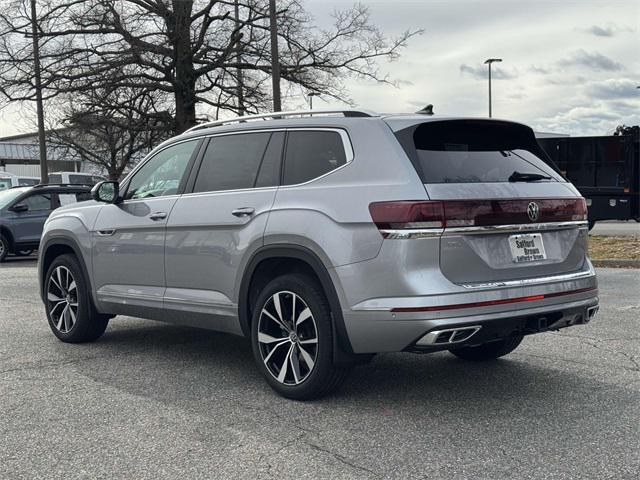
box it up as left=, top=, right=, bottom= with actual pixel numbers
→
left=459, top=267, right=596, bottom=290
left=123, top=127, right=354, bottom=196
left=444, top=220, right=588, bottom=235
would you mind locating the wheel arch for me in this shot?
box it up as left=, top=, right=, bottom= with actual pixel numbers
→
left=238, top=245, right=357, bottom=362
left=0, top=225, right=15, bottom=251
left=39, top=236, right=94, bottom=306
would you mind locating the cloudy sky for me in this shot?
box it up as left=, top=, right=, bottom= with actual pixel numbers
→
left=304, top=0, right=639, bottom=136
left=0, top=0, right=638, bottom=137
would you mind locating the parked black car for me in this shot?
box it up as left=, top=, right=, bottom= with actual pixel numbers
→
left=0, top=184, right=92, bottom=261
left=538, top=134, right=640, bottom=229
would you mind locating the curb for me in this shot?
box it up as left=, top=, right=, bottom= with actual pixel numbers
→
left=592, top=259, right=640, bottom=269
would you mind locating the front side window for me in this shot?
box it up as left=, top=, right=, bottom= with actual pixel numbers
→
left=193, top=132, right=274, bottom=193
left=126, top=140, right=199, bottom=200
left=283, top=131, right=347, bottom=185
left=21, top=193, right=52, bottom=211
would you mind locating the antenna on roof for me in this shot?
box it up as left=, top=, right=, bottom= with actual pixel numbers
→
left=416, top=104, right=434, bottom=115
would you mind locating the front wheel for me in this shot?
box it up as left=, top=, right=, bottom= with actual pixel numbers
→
left=44, top=254, right=110, bottom=343
left=449, top=335, right=524, bottom=361
left=250, top=273, right=350, bottom=400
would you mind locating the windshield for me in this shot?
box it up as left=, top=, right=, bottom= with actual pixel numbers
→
left=0, top=187, right=28, bottom=209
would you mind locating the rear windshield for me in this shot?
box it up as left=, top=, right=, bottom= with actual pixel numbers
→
left=395, top=120, right=565, bottom=184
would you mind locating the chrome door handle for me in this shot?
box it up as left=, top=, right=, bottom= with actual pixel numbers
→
left=232, top=207, right=255, bottom=217
left=149, top=212, right=168, bottom=221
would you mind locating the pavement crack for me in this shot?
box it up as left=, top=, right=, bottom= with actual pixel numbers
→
left=303, top=441, right=380, bottom=477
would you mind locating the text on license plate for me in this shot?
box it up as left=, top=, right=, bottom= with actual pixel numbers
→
left=508, top=233, right=547, bottom=263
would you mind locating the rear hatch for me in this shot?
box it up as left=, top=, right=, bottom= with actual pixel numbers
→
left=390, top=118, right=588, bottom=285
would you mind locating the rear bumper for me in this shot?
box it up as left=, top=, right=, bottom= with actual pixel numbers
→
left=341, top=270, right=598, bottom=353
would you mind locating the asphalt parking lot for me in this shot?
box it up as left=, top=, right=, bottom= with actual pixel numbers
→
left=1, top=258, right=638, bottom=479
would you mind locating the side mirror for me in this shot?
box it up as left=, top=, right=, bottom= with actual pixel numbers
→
left=11, top=204, right=28, bottom=213
left=91, top=181, right=120, bottom=204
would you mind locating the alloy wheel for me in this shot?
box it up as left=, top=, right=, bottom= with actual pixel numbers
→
left=47, top=266, right=78, bottom=333
left=257, top=291, right=319, bottom=385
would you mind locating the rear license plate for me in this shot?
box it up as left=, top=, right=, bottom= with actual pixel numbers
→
left=508, top=233, right=547, bottom=263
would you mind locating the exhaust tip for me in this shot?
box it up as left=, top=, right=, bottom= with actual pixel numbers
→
left=416, top=325, right=482, bottom=346
left=585, top=306, right=599, bottom=323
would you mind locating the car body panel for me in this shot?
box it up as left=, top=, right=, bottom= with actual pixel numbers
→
left=91, top=197, right=179, bottom=309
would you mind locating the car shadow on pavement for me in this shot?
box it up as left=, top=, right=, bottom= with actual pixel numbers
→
left=67, top=319, right=632, bottom=426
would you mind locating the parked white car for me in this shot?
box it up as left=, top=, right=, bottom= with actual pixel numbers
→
left=48, top=172, right=106, bottom=185
left=0, top=174, right=40, bottom=191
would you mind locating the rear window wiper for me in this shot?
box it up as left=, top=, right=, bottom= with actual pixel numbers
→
left=508, top=171, right=552, bottom=182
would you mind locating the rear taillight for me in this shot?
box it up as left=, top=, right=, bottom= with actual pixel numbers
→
left=369, top=198, right=587, bottom=237
left=368, top=201, right=444, bottom=230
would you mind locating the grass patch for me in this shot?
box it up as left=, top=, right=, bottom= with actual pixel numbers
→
left=588, top=235, right=640, bottom=260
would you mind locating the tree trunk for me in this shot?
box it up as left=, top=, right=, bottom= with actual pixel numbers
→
left=172, top=0, right=196, bottom=134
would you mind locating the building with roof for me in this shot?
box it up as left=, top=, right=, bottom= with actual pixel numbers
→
left=0, top=130, right=82, bottom=177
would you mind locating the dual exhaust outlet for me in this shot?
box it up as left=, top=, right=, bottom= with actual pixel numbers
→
left=416, top=325, right=482, bottom=346
left=415, top=306, right=599, bottom=347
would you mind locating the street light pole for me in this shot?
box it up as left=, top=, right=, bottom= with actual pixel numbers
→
left=30, top=0, right=48, bottom=184
left=308, top=92, right=316, bottom=109
left=484, top=58, right=502, bottom=118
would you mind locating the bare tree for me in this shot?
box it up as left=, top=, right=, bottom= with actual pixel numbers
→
left=49, top=83, right=173, bottom=180
left=0, top=0, right=421, bottom=133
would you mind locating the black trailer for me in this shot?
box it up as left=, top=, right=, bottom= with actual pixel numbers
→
left=538, top=134, right=640, bottom=229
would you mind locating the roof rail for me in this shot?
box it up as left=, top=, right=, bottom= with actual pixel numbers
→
left=182, top=109, right=378, bottom=135
left=33, top=183, right=93, bottom=188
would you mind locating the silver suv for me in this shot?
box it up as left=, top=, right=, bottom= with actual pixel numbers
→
left=38, top=109, right=599, bottom=399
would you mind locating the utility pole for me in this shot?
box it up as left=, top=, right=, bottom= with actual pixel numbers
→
left=30, top=0, right=48, bottom=183
left=308, top=92, right=315, bottom=109
left=484, top=58, right=502, bottom=118
left=234, top=0, right=245, bottom=115
left=269, top=0, right=281, bottom=112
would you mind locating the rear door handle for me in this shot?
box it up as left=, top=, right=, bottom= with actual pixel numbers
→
left=232, top=207, right=255, bottom=217
left=149, top=212, right=168, bottom=221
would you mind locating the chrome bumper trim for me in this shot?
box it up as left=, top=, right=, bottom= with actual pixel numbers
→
left=444, top=220, right=588, bottom=235
left=459, top=267, right=595, bottom=290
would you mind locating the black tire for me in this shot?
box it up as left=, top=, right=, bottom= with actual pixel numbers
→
left=44, top=253, right=109, bottom=343
left=250, top=273, right=350, bottom=400
left=0, top=234, right=8, bottom=262
left=588, top=220, right=596, bottom=231
left=449, top=335, right=524, bottom=361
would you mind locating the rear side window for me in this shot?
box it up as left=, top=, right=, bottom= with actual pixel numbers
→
left=194, top=132, right=273, bottom=193
left=283, top=131, right=347, bottom=185
left=397, top=121, right=564, bottom=184
left=48, top=174, right=62, bottom=184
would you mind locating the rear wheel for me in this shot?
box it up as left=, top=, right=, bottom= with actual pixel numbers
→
left=0, top=234, right=8, bottom=262
left=45, top=254, right=109, bottom=343
left=251, top=273, right=350, bottom=400
left=449, top=335, right=524, bottom=361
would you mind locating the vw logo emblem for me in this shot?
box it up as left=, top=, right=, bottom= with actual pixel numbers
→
left=527, top=202, right=540, bottom=222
